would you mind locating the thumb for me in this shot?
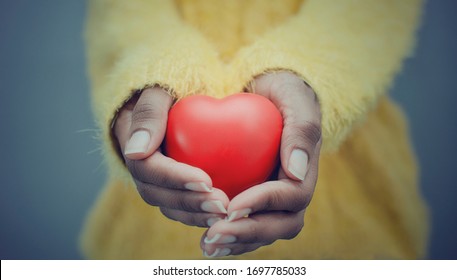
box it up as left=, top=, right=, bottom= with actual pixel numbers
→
left=253, top=72, right=321, bottom=181
left=277, top=84, right=321, bottom=181
left=123, top=87, right=173, bottom=160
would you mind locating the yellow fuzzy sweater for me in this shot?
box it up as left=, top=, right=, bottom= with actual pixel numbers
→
left=81, top=0, right=429, bottom=259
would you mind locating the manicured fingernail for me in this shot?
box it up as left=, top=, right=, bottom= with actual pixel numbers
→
left=227, top=208, right=251, bottom=222
left=204, top=233, right=221, bottom=244
left=218, top=235, right=236, bottom=244
left=185, top=182, right=213, bottom=193
left=203, top=248, right=231, bottom=258
left=203, top=248, right=220, bottom=258
left=204, top=234, right=236, bottom=244
left=201, top=200, right=227, bottom=214
left=217, top=248, right=231, bottom=257
left=124, top=130, right=150, bottom=155
left=288, top=149, right=308, bottom=181
left=207, top=217, right=222, bottom=227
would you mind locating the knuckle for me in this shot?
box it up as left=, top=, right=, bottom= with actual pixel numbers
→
left=160, top=208, right=204, bottom=227
left=298, top=121, right=322, bottom=146
left=131, top=102, right=162, bottom=125
left=126, top=159, right=142, bottom=180
left=288, top=199, right=306, bottom=213
left=261, top=184, right=309, bottom=212
left=126, top=158, right=171, bottom=187
left=284, top=218, right=304, bottom=240
left=263, top=188, right=283, bottom=210
left=286, top=186, right=311, bottom=212
left=136, top=184, right=159, bottom=207
left=302, top=190, right=313, bottom=209
left=271, top=80, right=303, bottom=100
left=285, top=120, right=321, bottom=148
left=173, top=195, right=199, bottom=212
left=187, top=213, right=207, bottom=228
left=185, top=213, right=198, bottom=227
left=289, top=202, right=305, bottom=213
left=262, top=239, right=275, bottom=246
left=160, top=207, right=177, bottom=222
left=160, top=163, right=179, bottom=189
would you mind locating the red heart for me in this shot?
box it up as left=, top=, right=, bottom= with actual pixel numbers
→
left=164, top=93, right=283, bottom=199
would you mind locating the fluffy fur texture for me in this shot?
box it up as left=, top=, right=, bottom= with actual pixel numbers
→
left=81, top=0, right=429, bottom=259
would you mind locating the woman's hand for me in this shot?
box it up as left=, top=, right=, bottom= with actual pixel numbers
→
left=201, top=72, right=322, bottom=257
left=114, top=87, right=230, bottom=228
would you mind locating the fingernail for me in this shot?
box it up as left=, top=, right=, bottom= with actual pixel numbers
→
left=204, top=234, right=236, bottom=244
left=207, top=217, right=222, bottom=227
left=201, top=200, right=227, bottom=214
left=204, top=233, right=221, bottom=244
left=288, top=149, right=308, bottom=181
left=227, top=208, right=251, bottom=222
left=203, top=248, right=231, bottom=258
left=185, top=182, right=213, bottom=193
left=125, top=130, right=150, bottom=155
left=203, top=248, right=220, bottom=258
left=219, top=248, right=232, bottom=257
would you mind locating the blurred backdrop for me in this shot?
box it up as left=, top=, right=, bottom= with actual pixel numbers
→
left=0, top=0, right=456, bottom=259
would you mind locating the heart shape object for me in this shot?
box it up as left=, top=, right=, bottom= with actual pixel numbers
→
left=164, top=93, right=283, bottom=199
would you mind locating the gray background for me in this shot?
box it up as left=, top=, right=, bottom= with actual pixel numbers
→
left=0, top=0, right=456, bottom=259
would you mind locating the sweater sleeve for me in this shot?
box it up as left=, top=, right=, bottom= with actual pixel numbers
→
left=230, top=0, right=423, bottom=152
left=85, top=0, right=221, bottom=177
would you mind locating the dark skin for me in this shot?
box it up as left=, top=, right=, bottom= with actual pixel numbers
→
left=114, top=72, right=322, bottom=257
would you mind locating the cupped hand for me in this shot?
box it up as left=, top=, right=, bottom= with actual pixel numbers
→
left=114, top=87, right=230, bottom=228
left=201, top=72, right=322, bottom=257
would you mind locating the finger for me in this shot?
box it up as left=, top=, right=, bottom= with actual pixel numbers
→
left=254, top=72, right=321, bottom=181
left=135, top=179, right=229, bottom=214
left=201, top=211, right=305, bottom=257
left=226, top=178, right=313, bottom=221
left=160, top=207, right=226, bottom=228
left=227, top=137, right=322, bottom=221
left=123, top=87, right=173, bottom=160
left=202, top=241, right=262, bottom=258
left=126, top=150, right=213, bottom=191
